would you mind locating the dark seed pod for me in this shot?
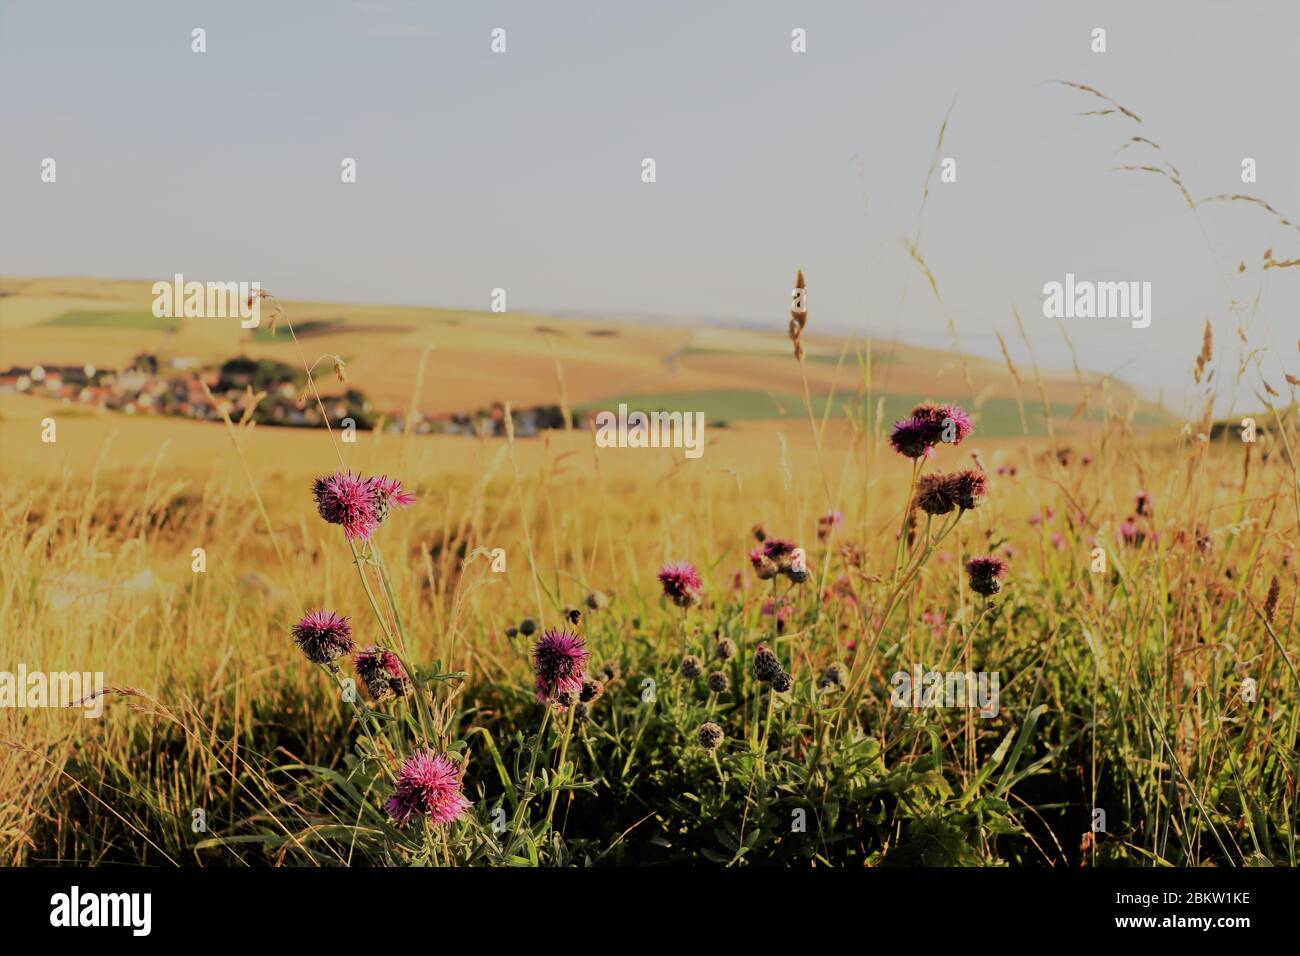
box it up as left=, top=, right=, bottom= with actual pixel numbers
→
left=697, top=722, right=724, bottom=751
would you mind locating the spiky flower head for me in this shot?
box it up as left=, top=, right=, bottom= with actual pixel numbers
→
left=579, top=679, right=605, bottom=704
left=519, top=617, right=537, bottom=637
left=291, top=609, right=354, bottom=665
left=915, top=472, right=957, bottom=515
left=707, top=670, right=730, bottom=693
left=715, top=637, right=738, bottom=660
left=532, top=629, right=589, bottom=704
left=312, top=471, right=378, bottom=541
left=1135, top=491, right=1153, bottom=517
left=761, top=537, right=799, bottom=571
left=889, top=415, right=938, bottom=459
left=384, top=750, right=471, bottom=826
left=680, top=654, right=703, bottom=679
left=965, top=554, right=1009, bottom=597
left=913, top=402, right=973, bottom=446
left=890, top=402, right=973, bottom=458
left=946, top=469, right=988, bottom=510
left=355, top=646, right=411, bottom=701
left=658, top=562, right=703, bottom=608
left=366, top=475, right=415, bottom=524
left=749, top=547, right=779, bottom=580
left=771, top=670, right=794, bottom=693
left=697, top=721, right=725, bottom=751
left=753, top=643, right=783, bottom=683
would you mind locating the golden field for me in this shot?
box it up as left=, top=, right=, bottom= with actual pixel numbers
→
left=0, top=277, right=1295, bottom=867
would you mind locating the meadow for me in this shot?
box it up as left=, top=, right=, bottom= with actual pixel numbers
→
left=0, top=298, right=1295, bottom=864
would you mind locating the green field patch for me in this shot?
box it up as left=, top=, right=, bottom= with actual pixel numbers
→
left=678, top=347, right=891, bottom=365
left=577, top=389, right=1168, bottom=435
left=44, top=310, right=180, bottom=332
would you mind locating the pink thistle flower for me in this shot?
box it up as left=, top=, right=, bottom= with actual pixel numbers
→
left=658, top=561, right=703, bottom=608
left=291, top=608, right=354, bottom=664
left=384, top=750, right=471, bottom=826
left=1050, top=531, right=1067, bottom=550
left=964, top=554, right=1009, bottom=597
left=532, top=629, right=589, bottom=703
left=367, top=475, right=416, bottom=524
left=1028, top=512, right=1042, bottom=527
left=355, top=645, right=412, bottom=701
left=312, top=471, right=379, bottom=541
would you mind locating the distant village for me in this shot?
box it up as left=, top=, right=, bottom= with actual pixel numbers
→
left=0, top=353, right=576, bottom=438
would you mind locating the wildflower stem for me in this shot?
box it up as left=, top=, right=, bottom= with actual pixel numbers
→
left=505, top=706, right=552, bottom=857
left=545, top=704, right=576, bottom=829
left=796, top=353, right=836, bottom=512
left=320, top=663, right=394, bottom=783
left=893, top=458, right=922, bottom=579
left=348, top=537, right=434, bottom=746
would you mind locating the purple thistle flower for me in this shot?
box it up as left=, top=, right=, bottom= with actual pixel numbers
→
left=312, top=471, right=379, bottom=541
left=367, top=475, right=416, bottom=524
left=945, top=469, right=987, bottom=510
left=355, top=645, right=412, bottom=701
left=922, top=403, right=973, bottom=446
left=964, top=554, right=1009, bottom=597
left=915, top=473, right=957, bottom=515
left=892, top=402, right=974, bottom=458
left=761, top=537, right=798, bottom=569
left=658, top=561, right=703, bottom=608
left=532, top=629, right=590, bottom=704
left=888, top=415, right=937, bottom=459
left=384, top=750, right=472, bottom=826
left=291, top=608, right=354, bottom=664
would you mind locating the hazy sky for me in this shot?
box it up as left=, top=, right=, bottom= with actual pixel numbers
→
left=2, top=0, right=1297, bottom=415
